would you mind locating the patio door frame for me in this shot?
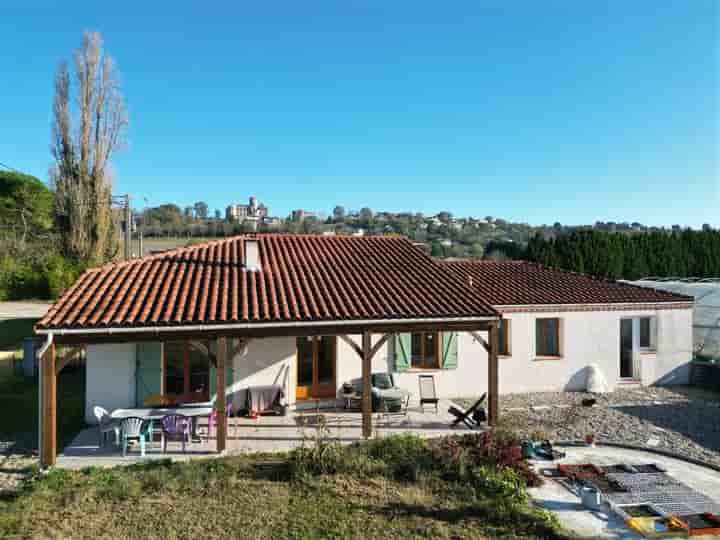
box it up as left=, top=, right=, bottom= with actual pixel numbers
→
left=619, top=318, right=641, bottom=381
left=296, top=336, right=337, bottom=400
left=162, top=340, right=212, bottom=400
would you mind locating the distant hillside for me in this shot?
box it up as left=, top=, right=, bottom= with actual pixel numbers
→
left=136, top=203, right=716, bottom=263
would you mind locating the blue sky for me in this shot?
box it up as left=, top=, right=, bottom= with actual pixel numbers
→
left=1, top=1, right=717, bottom=227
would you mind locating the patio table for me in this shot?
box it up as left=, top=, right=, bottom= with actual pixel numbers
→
left=111, top=406, right=214, bottom=442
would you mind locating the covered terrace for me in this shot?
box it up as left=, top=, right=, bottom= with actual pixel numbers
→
left=35, top=234, right=502, bottom=468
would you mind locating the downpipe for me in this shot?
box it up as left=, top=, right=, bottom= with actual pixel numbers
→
left=37, top=333, right=53, bottom=469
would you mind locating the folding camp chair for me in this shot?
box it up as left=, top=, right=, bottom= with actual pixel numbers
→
left=418, top=375, right=439, bottom=413
left=448, top=393, right=487, bottom=429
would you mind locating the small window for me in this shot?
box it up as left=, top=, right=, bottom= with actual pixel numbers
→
left=536, top=318, right=561, bottom=357
left=410, top=332, right=440, bottom=369
left=498, top=319, right=512, bottom=356
left=639, top=317, right=656, bottom=350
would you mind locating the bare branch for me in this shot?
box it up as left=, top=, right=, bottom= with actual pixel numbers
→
left=50, top=30, right=126, bottom=265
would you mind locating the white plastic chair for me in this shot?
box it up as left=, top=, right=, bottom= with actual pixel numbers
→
left=93, top=406, right=119, bottom=448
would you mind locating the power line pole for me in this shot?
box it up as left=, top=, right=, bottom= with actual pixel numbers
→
left=124, top=194, right=132, bottom=260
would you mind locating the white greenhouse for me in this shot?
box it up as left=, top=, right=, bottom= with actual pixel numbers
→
left=629, top=278, right=720, bottom=363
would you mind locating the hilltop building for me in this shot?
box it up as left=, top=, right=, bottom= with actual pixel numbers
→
left=226, top=196, right=268, bottom=222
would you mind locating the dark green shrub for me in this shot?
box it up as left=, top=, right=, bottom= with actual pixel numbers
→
left=0, top=252, right=82, bottom=300
left=42, top=254, right=82, bottom=299
left=363, top=434, right=432, bottom=481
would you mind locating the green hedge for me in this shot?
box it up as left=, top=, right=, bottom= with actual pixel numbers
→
left=0, top=254, right=81, bottom=301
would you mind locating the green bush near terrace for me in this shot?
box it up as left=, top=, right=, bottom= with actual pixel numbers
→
left=0, top=360, right=85, bottom=452
left=0, top=435, right=569, bottom=539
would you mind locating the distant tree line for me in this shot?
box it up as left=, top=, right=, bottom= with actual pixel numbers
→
left=524, top=230, right=720, bottom=280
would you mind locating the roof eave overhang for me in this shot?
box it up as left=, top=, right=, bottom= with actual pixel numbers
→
left=35, top=315, right=501, bottom=344
left=494, top=301, right=694, bottom=313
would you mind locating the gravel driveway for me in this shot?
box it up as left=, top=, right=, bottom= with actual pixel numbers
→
left=457, top=386, right=720, bottom=467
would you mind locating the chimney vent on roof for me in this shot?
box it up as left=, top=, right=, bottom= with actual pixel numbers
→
left=467, top=276, right=474, bottom=288
left=244, top=239, right=260, bottom=271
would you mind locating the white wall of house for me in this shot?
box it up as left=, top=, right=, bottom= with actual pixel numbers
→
left=487, top=307, right=693, bottom=394
left=82, top=306, right=693, bottom=418
left=370, top=332, right=490, bottom=401
left=85, top=343, right=136, bottom=424
left=224, top=306, right=693, bottom=405
left=229, top=337, right=296, bottom=409
left=651, top=307, right=695, bottom=386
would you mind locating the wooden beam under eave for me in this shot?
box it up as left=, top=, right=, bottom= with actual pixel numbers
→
left=338, top=334, right=363, bottom=359
left=361, top=331, right=372, bottom=439
left=55, top=346, right=83, bottom=375
left=216, top=337, right=227, bottom=453
left=469, top=331, right=490, bottom=353
left=488, top=322, right=499, bottom=427
left=369, top=333, right=392, bottom=360
left=46, top=319, right=499, bottom=345
left=41, top=343, right=57, bottom=468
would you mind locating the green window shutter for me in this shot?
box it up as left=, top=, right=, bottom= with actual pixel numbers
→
left=209, top=363, right=216, bottom=398
left=441, top=332, right=458, bottom=369
left=394, top=333, right=411, bottom=372
left=135, top=342, right=162, bottom=406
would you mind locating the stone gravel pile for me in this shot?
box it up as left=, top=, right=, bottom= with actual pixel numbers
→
left=458, top=386, right=720, bottom=467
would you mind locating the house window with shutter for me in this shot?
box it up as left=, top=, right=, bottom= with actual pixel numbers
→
left=639, top=316, right=657, bottom=351
left=410, top=332, right=440, bottom=369
left=394, top=332, right=457, bottom=372
left=535, top=318, right=562, bottom=358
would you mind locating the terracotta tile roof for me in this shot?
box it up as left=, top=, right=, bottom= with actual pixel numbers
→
left=444, top=260, right=694, bottom=306
left=37, top=235, right=499, bottom=330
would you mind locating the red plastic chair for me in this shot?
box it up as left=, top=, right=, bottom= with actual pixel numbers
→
left=207, top=403, right=234, bottom=440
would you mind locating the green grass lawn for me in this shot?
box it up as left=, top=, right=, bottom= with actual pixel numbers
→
left=0, top=435, right=571, bottom=540
left=0, top=318, right=38, bottom=350
left=0, top=358, right=85, bottom=452
left=128, top=236, right=217, bottom=256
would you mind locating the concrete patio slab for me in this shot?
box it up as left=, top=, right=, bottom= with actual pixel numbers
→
left=529, top=445, right=720, bottom=540
left=57, top=400, right=473, bottom=469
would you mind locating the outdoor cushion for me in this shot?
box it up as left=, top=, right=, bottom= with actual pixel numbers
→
left=246, top=384, right=283, bottom=413
left=371, top=373, right=394, bottom=390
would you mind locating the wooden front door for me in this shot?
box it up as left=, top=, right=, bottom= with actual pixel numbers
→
left=296, top=336, right=336, bottom=400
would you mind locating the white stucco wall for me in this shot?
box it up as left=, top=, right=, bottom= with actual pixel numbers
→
left=357, top=333, right=491, bottom=402
left=81, top=307, right=693, bottom=417
left=227, top=307, right=693, bottom=404
left=85, top=343, right=136, bottom=424
left=488, top=307, right=693, bottom=394
left=229, top=337, right=296, bottom=408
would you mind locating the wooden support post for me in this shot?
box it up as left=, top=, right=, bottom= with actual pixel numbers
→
left=488, top=322, right=499, bottom=427
left=41, top=343, right=57, bottom=468
left=216, top=337, right=227, bottom=453
left=361, top=331, right=372, bottom=438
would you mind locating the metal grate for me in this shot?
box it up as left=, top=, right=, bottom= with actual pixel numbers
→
left=604, top=472, right=720, bottom=515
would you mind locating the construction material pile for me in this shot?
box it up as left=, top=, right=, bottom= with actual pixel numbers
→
left=556, top=462, right=720, bottom=537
